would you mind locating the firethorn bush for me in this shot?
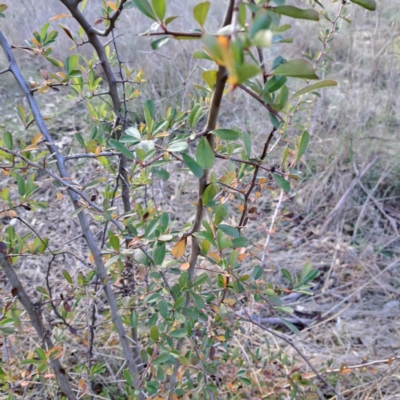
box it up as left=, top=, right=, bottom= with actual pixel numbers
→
left=0, top=0, right=376, bottom=399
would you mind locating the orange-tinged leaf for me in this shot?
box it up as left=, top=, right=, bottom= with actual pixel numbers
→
left=128, top=237, right=140, bottom=247
left=238, top=205, right=244, bottom=212
left=8, top=210, right=17, bottom=218
left=49, top=13, right=70, bottom=21
left=78, top=377, right=86, bottom=388
left=56, top=192, right=63, bottom=201
left=107, top=1, right=117, bottom=11
left=20, top=381, right=30, bottom=387
left=88, top=252, right=94, bottom=263
left=32, top=133, right=43, bottom=145
left=215, top=335, right=226, bottom=341
left=94, top=146, right=102, bottom=156
left=38, top=85, right=50, bottom=94
left=47, top=345, right=63, bottom=360
left=30, top=37, right=41, bottom=47
left=44, top=373, right=55, bottom=378
left=259, top=177, right=267, bottom=184
left=340, top=368, right=352, bottom=375
left=223, top=298, right=235, bottom=306
left=255, top=191, right=261, bottom=197
left=22, top=144, right=38, bottom=152
left=208, top=252, right=221, bottom=262
left=180, top=262, right=190, bottom=270
left=171, top=237, right=187, bottom=258
left=228, top=382, right=233, bottom=391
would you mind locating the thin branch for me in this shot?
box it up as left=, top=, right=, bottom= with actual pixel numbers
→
left=141, top=30, right=201, bottom=38
left=238, top=128, right=275, bottom=229
left=238, top=84, right=283, bottom=121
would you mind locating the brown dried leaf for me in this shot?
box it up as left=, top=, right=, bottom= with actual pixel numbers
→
left=171, top=237, right=187, bottom=258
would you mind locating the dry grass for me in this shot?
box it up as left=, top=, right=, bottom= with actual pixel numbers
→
left=0, top=0, right=400, bottom=399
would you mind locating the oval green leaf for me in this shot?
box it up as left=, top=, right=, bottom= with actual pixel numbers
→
left=273, top=59, right=319, bottom=80
left=349, top=0, right=376, bottom=11
left=196, top=137, right=215, bottom=169
left=292, top=79, right=337, bottom=98
left=270, top=6, right=320, bottom=21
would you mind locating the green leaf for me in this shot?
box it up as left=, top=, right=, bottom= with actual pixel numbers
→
left=273, top=173, right=290, bottom=192
left=44, top=55, right=63, bottom=68
left=193, top=272, right=208, bottom=286
left=154, top=243, right=166, bottom=265
left=126, top=126, right=141, bottom=140
left=252, top=30, right=272, bottom=48
left=129, top=311, right=138, bottom=327
left=65, top=55, right=78, bottom=75
left=273, top=59, right=319, bottom=80
left=169, top=328, right=187, bottom=338
left=153, top=353, right=171, bottom=364
left=193, top=49, right=213, bottom=61
left=252, top=265, right=264, bottom=280
left=158, top=300, right=168, bottom=318
left=133, top=0, right=156, bottom=20
left=202, top=70, right=217, bottom=89
left=189, top=291, right=205, bottom=310
left=214, top=204, right=227, bottom=225
left=241, top=130, right=251, bottom=157
left=349, top=0, right=376, bottom=11
left=167, top=139, right=188, bottom=153
left=17, top=175, right=25, bottom=196
left=150, top=325, right=159, bottom=341
left=62, top=270, right=73, bottom=284
left=151, top=0, right=166, bottom=20
left=292, top=79, right=337, bottom=98
left=151, top=166, right=170, bottom=181
left=196, top=137, right=215, bottom=169
left=294, top=130, right=310, bottom=167
left=109, top=138, right=135, bottom=160
left=123, top=369, right=134, bottom=386
left=249, top=11, right=272, bottom=39
left=4, top=131, right=13, bottom=150
left=145, top=219, right=159, bottom=238
left=151, top=36, right=170, bottom=50
left=218, top=224, right=239, bottom=238
left=281, top=268, right=292, bottom=283
left=211, top=129, right=240, bottom=141
left=270, top=6, right=320, bottom=21
left=182, top=153, right=204, bottom=178
left=279, top=317, right=300, bottom=335
left=0, top=4, right=8, bottom=12
left=165, top=15, right=179, bottom=25
left=109, top=235, right=120, bottom=251
left=236, top=64, right=261, bottom=84
left=193, top=1, right=210, bottom=27
left=189, top=104, right=203, bottom=129
left=202, top=183, right=218, bottom=206
left=232, top=237, right=248, bottom=249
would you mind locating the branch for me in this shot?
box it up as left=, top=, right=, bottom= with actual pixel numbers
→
left=238, top=83, right=283, bottom=121
left=141, top=30, right=201, bottom=38
left=0, top=250, right=77, bottom=400
left=238, top=128, right=275, bottom=229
